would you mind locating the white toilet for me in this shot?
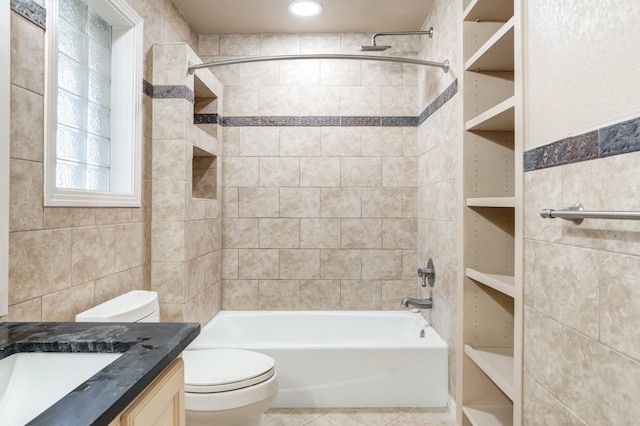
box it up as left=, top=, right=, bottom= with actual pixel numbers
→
left=76, top=290, right=278, bottom=426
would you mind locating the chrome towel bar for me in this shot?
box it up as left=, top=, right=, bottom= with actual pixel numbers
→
left=540, top=202, right=640, bottom=225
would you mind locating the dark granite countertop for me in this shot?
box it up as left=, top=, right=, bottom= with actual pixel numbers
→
left=0, top=321, right=200, bottom=426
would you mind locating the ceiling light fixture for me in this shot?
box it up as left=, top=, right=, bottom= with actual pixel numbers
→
left=288, top=0, right=323, bottom=17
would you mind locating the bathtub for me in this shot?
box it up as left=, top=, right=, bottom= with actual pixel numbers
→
left=186, top=310, right=448, bottom=408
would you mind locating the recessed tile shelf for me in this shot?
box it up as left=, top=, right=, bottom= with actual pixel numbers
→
left=190, top=73, right=219, bottom=201
left=192, top=146, right=217, bottom=200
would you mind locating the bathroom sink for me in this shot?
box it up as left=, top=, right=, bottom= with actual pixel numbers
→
left=0, top=352, right=121, bottom=425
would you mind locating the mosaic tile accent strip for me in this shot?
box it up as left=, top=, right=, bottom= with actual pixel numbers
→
left=221, top=116, right=261, bottom=127
left=299, top=116, right=341, bottom=126
left=599, top=116, right=640, bottom=158
left=142, top=80, right=153, bottom=98
left=524, top=116, right=640, bottom=171
left=10, top=0, right=46, bottom=29
left=146, top=79, right=458, bottom=127
left=418, top=79, right=458, bottom=125
left=382, top=116, right=419, bottom=126
left=260, top=116, right=304, bottom=126
left=194, top=113, right=219, bottom=124
left=150, top=85, right=194, bottom=103
left=213, top=115, right=419, bottom=127
left=341, top=116, right=382, bottom=126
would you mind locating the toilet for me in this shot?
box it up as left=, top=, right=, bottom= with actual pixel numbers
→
left=76, top=290, right=278, bottom=426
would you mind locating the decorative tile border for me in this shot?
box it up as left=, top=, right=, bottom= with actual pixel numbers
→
left=193, top=113, right=219, bottom=125
left=382, top=116, right=419, bottom=126
left=10, top=0, right=46, bottom=29
left=260, top=116, right=307, bottom=127
left=159, top=79, right=458, bottom=128
left=524, top=116, right=640, bottom=171
left=298, top=116, right=341, bottom=126
left=341, top=116, right=381, bottom=126
left=222, top=116, right=258, bottom=126
left=197, top=115, right=420, bottom=127
left=142, top=80, right=153, bottom=98
left=418, top=79, right=458, bottom=125
left=143, top=82, right=194, bottom=104
left=599, top=116, right=640, bottom=157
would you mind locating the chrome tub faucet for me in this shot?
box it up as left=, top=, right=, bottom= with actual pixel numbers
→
left=401, top=297, right=433, bottom=309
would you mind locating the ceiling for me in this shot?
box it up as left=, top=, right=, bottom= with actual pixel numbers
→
left=171, top=0, right=434, bottom=35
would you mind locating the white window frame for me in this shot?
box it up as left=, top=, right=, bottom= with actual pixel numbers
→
left=1, top=0, right=10, bottom=315
left=45, top=0, right=143, bottom=207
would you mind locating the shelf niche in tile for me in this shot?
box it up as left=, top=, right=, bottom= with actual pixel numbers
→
left=192, top=146, right=217, bottom=200
left=194, top=73, right=219, bottom=141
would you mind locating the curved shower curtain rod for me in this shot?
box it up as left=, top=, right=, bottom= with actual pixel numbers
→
left=188, top=54, right=449, bottom=73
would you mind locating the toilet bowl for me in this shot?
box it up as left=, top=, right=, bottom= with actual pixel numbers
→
left=183, top=349, right=278, bottom=426
left=76, top=291, right=278, bottom=426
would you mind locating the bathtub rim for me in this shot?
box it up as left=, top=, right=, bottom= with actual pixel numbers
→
left=187, top=310, right=448, bottom=351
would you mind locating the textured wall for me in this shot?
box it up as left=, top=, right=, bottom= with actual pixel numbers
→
left=199, top=34, right=422, bottom=310
left=416, top=0, right=459, bottom=401
left=5, top=0, right=197, bottom=321
left=526, top=0, right=640, bottom=148
left=523, top=0, right=640, bottom=423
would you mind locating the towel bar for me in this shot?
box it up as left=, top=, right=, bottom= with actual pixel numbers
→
left=540, top=203, right=640, bottom=225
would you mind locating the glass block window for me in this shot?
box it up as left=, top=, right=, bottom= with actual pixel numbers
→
left=56, top=0, right=112, bottom=192
left=46, top=0, right=142, bottom=207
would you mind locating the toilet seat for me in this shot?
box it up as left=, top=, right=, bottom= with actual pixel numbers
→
left=183, top=349, right=275, bottom=394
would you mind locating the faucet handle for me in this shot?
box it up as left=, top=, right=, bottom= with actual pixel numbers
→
left=417, top=258, right=436, bottom=287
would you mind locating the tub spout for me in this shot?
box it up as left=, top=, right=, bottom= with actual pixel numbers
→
left=401, top=297, right=433, bottom=309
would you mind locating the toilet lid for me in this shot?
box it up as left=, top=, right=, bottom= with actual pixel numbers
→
left=183, top=349, right=275, bottom=393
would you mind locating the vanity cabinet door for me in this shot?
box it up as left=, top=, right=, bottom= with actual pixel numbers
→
left=113, top=357, right=185, bottom=426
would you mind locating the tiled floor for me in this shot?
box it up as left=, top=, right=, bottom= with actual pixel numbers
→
left=263, top=408, right=456, bottom=426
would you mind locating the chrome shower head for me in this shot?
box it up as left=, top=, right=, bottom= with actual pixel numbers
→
left=360, top=28, right=435, bottom=53
left=360, top=44, right=392, bottom=52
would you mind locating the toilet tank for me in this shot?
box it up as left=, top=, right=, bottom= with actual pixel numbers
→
left=76, top=290, right=160, bottom=323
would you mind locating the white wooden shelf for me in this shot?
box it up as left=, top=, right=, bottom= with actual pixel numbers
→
left=463, top=405, right=514, bottom=426
left=466, top=197, right=516, bottom=208
left=465, top=96, right=515, bottom=131
left=465, top=17, right=515, bottom=72
left=466, top=268, right=515, bottom=297
left=459, top=0, right=522, bottom=423
left=464, top=345, right=515, bottom=400
left=463, top=0, right=514, bottom=22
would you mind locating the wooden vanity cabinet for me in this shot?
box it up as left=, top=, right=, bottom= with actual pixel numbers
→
left=109, top=357, right=185, bottom=426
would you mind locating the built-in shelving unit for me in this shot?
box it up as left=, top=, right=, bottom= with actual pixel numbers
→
left=466, top=197, right=516, bottom=208
left=462, top=406, right=514, bottom=426
left=465, top=268, right=515, bottom=297
left=465, top=97, right=515, bottom=131
left=458, top=0, right=523, bottom=424
left=465, top=18, right=515, bottom=71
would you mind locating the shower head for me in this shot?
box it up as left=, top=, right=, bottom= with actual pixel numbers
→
left=360, top=44, right=392, bottom=52
left=360, top=28, right=435, bottom=53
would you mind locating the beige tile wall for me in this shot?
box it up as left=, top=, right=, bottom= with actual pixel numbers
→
left=199, top=33, right=422, bottom=311
left=524, top=1, right=640, bottom=423
left=524, top=153, right=640, bottom=424
left=416, top=0, right=459, bottom=401
left=4, top=0, right=197, bottom=321
left=151, top=44, right=223, bottom=325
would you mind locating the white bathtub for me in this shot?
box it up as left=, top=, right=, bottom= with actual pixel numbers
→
left=186, top=311, right=448, bottom=408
